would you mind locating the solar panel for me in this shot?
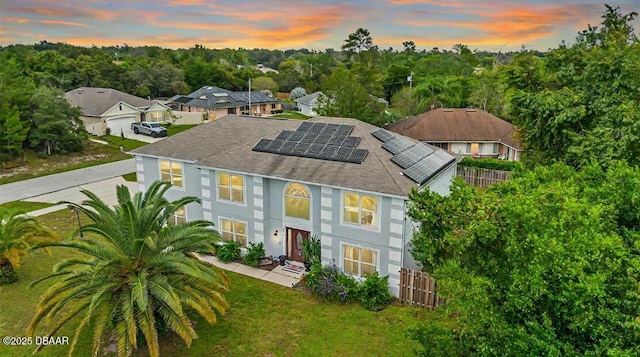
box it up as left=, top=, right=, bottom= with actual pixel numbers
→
left=371, top=129, right=395, bottom=142
left=288, top=131, right=305, bottom=141
left=292, top=142, right=311, bottom=156
left=266, top=139, right=285, bottom=152
left=308, top=123, right=326, bottom=132
left=315, top=134, right=332, bottom=145
left=336, top=125, right=354, bottom=135
left=279, top=140, right=297, bottom=154
left=253, top=139, right=272, bottom=151
left=402, top=154, right=455, bottom=185
left=342, top=136, right=360, bottom=147
left=382, top=137, right=414, bottom=154
left=391, top=144, right=435, bottom=169
left=305, top=143, right=325, bottom=156
left=301, top=131, right=319, bottom=143
left=347, top=149, right=368, bottom=163
left=297, top=122, right=313, bottom=132
left=276, top=130, right=294, bottom=141
left=333, top=146, right=354, bottom=161
left=319, top=145, right=339, bottom=159
left=322, top=123, right=340, bottom=134
left=329, top=135, right=347, bottom=146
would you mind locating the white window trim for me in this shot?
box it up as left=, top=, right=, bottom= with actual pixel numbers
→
left=340, top=191, right=381, bottom=232
left=216, top=172, right=247, bottom=206
left=218, top=216, right=249, bottom=247
left=340, top=242, right=380, bottom=279
left=169, top=206, right=187, bottom=225
left=282, top=182, right=312, bottom=224
left=158, top=159, right=185, bottom=190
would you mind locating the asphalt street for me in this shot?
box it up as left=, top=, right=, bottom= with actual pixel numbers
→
left=0, top=158, right=136, bottom=204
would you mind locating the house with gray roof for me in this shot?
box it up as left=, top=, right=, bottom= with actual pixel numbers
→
left=295, top=91, right=323, bottom=116
left=65, top=87, right=170, bottom=137
left=386, top=108, right=522, bottom=161
left=168, top=86, right=281, bottom=121
left=130, top=115, right=456, bottom=296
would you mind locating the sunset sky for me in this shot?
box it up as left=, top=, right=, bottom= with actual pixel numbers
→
left=1, top=0, right=638, bottom=52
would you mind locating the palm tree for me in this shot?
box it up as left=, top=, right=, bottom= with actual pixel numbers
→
left=0, top=209, right=59, bottom=284
left=27, top=181, right=230, bottom=357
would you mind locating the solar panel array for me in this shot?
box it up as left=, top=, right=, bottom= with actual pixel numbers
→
left=252, top=123, right=368, bottom=164
left=371, top=129, right=455, bottom=185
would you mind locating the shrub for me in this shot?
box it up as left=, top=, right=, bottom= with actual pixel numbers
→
left=0, top=263, right=18, bottom=285
left=304, top=263, right=358, bottom=303
left=243, top=242, right=265, bottom=267
left=216, top=241, right=241, bottom=263
left=458, top=157, right=522, bottom=171
left=301, top=235, right=321, bottom=264
left=105, top=127, right=111, bottom=136
left=358, top=272, right=394, bottom=311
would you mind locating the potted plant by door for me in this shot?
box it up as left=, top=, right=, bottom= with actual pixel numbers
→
left=301, top=235, right=321, bottom=272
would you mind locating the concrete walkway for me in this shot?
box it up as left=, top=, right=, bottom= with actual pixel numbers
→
left=0, top=159, right=135, bottom=204
left=196, top=254, right=306, bottom=288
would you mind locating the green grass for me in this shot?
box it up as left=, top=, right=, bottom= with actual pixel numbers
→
left=122, top=172, right=137, bottom=182
left=167, top=124, right=197, bottom=136
left=271, top=111, right=311, bottom=120
left=104, top=135, right=149, bottom=151
left=0, top=210, right=430, bottom=357
left=0, top=201, right=56, bottom=213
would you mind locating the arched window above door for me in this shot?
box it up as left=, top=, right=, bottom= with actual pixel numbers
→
left=284, top=183, right=310, bottom=220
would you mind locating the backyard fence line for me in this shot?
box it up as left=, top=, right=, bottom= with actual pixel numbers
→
left=398, top=268, right=445, bottom=309
left=456, top=166, right=511, bottom=187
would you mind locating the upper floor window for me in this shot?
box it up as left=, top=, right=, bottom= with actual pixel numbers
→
left=217, top=172, right=244, bottom=203
left=220, top=218, right=247, bottom=247
left=343, top=192, right=378, bottom=229
left=285, top=183, right=310, bottom=220
left=343, top=244, right=378, bottom=277
left=168, top=207, right=186, bottom=225
left=160, top=160, right=183, bottom=187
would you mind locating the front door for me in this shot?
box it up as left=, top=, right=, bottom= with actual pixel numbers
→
left=287, top=228, right=310, bottom=262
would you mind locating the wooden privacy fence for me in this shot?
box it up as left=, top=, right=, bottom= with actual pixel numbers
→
left=399, top=268, right=445, bottom=309
left=457, top=166, right=511, bottom=187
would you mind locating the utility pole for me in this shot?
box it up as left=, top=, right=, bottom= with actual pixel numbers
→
left=248, top=77, right=251, bottom=115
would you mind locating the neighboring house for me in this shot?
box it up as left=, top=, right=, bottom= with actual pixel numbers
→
left=65, top=87, right=170, bottom=137
left=130, top=115, right=457, bottom=296
left=168, top=86, right=281, bottom=121
left=295, top=91, right=322, bottom=116
left=386, top=108, right=522, bottom=161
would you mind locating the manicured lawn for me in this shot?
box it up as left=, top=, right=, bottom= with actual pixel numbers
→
left=0, top=201, right=56, bottom=213
left=122, top=172, right=137, bottom=182
left=272, top=111, right=311, bottom=120
left=167, top=124, right=197, bottom=136
left=104, top=135, right=150, bottom=151
left=0, top=210, right=430, bottom=357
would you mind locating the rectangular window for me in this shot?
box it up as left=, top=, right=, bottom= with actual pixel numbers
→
left=343, top=192, right=378, bottom=229
left=227, top=108, right=236, bottom=114
left=159, top=160, right=183, bottom=187
left=343, top=244, right=377, bottom=276
left=217, top=172, right=244, bottom=203
left=220, top=218, right=247, bottom=247
left=493, top=143, right=499, bottom=154
left=465, top=143, right=472, bottom=154
left=271, top=104, right=276, bottom=109
left=168, top=207, right=186, bottom=225
left=428, top=142, right=449, bottom=150
left=147, top=111, right=164, bottom=122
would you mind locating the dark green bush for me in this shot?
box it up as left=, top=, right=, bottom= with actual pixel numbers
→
left=216, top=241, right=241, bottom=263
left=0, top=263, right=18, bottom=285
left=458, top=157, right=522, bottom=171
left=243, top=242, right=265, bottom=267
left=304, top=263, right=358, bottom=303
left=358, top=272, right=394, bottom=311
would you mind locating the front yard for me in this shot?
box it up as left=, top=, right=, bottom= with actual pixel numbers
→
left=0, top=209, right=429, bottom=357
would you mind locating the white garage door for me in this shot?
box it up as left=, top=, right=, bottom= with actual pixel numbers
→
left=107, top=117, right=135, bottom=138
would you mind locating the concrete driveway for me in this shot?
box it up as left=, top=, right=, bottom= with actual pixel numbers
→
left=0, top=159, right=135, bottom=204
left=130, top=133, right=165, bottom=143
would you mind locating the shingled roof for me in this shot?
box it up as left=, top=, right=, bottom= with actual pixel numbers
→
left=172, top=86, right=278, bottom=109
left=131, top=115, right=456, bottom=197
left=386, top=108, right=521, bottom=149
left=65, top=87, right=152, bottom=117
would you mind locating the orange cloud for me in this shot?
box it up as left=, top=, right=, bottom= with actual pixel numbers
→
left=39, top=20, right=91, bottom=27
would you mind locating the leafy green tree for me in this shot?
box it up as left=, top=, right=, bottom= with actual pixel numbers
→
left=342, top=28, right=374, bottom=54
left=289, top=87, right=307, bottom=100
left=505, top=5, right=640, bottom=167
left=0, top=105, right=29, bottom=162
left=390, top=87, right=423, bottom=118
left=28, top=181, right=230, bottom=357
left=407, top=162, right=640, bottom=355
left=27, top=87, right=85, bottom=155
left=317, top=65, right=386, bottom=125
left=0, top=209, right=59, bottom=284
left=251, top=76, right=279, bottom=96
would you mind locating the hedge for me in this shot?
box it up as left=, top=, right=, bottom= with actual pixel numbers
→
left=458, top=157, right=522, bottom=171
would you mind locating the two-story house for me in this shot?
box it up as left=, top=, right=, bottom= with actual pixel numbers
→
left=130, top=114, right=456, bottom=296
